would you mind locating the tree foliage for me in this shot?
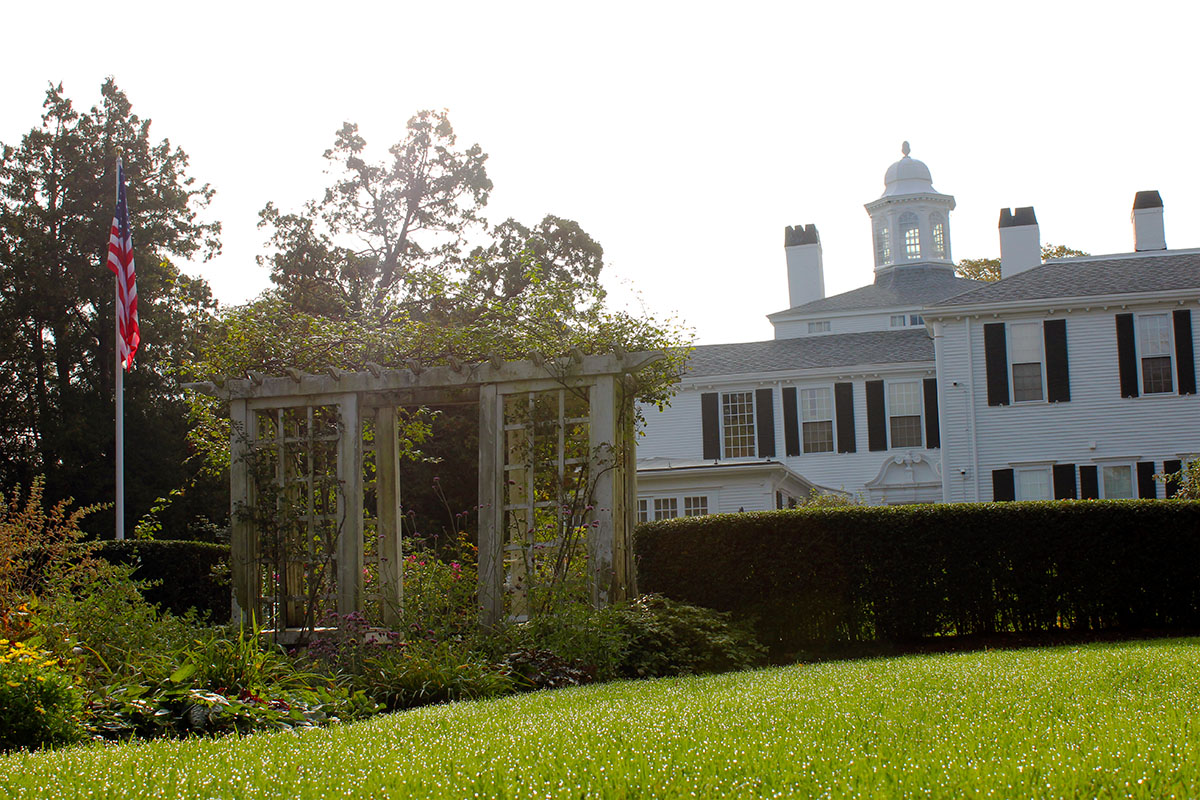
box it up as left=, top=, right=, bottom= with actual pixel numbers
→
left=0, top=81, right=223, bottom=535
left=955, top=244, right=1089, bottom=282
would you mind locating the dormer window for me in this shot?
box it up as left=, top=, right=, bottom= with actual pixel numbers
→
left=900, top=212, right=920, bottom=259
left=808, top=320, right=831, bottom=334
left=931, top=212, right=946, bottom=258
left=875, top=225, right=892, bottom=267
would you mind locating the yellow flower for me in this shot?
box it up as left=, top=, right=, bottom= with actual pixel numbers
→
left=36, top=675, right=46, bottom=682
left=5, top=680, right=19, bottom=687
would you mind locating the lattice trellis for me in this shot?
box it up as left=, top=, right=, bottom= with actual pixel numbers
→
left=200, top=353, right=658, bottom=639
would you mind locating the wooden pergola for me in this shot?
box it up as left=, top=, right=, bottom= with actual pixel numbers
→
left=187, top=351, right=660, bottom=634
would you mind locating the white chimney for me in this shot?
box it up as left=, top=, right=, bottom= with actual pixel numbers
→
left=784, top=224, right=825, bottom=308
left=1132, top=191, right=1166, bottom=251
left=998, top=206, right=1040, bottom=279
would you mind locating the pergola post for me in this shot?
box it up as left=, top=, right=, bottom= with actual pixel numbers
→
left=375, top=406, right=403, bottom=626
left=476, top=384, right=504, bottom=626
left=229, top=398, right=259, bottom=624
left=336, top=392, right=363, bottom=616
left=588, top=374, right=617, bottom=608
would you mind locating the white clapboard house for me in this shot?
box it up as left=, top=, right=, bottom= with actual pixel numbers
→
left=636, top=146, right=1200, bottom=518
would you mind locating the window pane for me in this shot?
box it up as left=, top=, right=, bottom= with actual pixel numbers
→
left=1138, top=314, right=1171, bottom=357
left=900, top=213, right=920, bottom=259
left=932, top=217, right=946, bottom=257
left=1102, top=466, right=1133, bottom=499
left=1012, top=362, right=1044, bottom=402
left=1017, top=469, right=1050, bottom=500
left=721, top=392, right=756, bottom=458
left=890, top=416, right=922, bottom=448
left=802, top=420, right=834, bottom=453
left=890, top=315, right=906, bottom=327
left=800, top=388, right=831, bottom=421
left=654, top=498, right=678, bottom=520
left=876, top=226, right=890, bottom=265
left=1010, top=322, right=1043, bottom=362
left=1142, top=356, right=1173, bottom=394
left=888, top=382, right=921, bottom=416
left=808, top=320, right=830, bottom=333
left=683, top=496, right=708, bottom=516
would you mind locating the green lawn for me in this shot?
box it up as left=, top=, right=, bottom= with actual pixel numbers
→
left=5, top=638, right=1200, bottom=798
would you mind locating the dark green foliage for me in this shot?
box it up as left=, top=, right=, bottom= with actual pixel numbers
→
left=96, top=540, right=230, bottom=621
left=501, top=648, right=592, bottom=691
left=609, top=595, right=766, bottom=678
left=636, top=502, right=1200, bottom=658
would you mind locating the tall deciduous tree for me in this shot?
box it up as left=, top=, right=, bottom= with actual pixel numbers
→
left=956, top=244, right=1089, bottom=282
left=0, top=81, right=223, bottom=536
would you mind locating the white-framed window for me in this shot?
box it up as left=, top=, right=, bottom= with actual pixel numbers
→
left=1010, top=321, right=1045, bottom=402
left=808, top=320, right=831, bottom=334
left=888, top=381, right=923, bottom=448
left=875, top=224, right=891, bottom=266
left=800, top=386, right=834, bottom=453
left=1016, top=467, right=1051, bottom=500
left=640, top=494, right=711, bottom=521
left=721, top=391, right=756, bottom=458
left=931, top=212, right=946, bottom=258
left=1101, top=464, right=1134, bottom=499
left=900, top=212, right=920, bottom=259
left=890, top=314, right=907, bottom=327
left=1137, top=313, right=1174, bottom=394
left=909, top=314, right=924, bottom=326
left=653, top=497, right=679, bottom=520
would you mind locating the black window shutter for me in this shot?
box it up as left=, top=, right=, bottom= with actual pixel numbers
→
left=835, top=382, right=856, bottom=453
left=1080, top=466, right=1099, bottom=499
left=984, top=323, right=1010, bottom=406
left=1116, top=314, right=1139, bottom=398
left=1174, top=310, right=1196, bottom=395
left=1053, top=464, right=1077, bottom=499
left=701, top=392, right=719, bottom=460
left=781, top=387, right=800, bottom=457
left=1044, top=319, right=1071, bottom=402
left=1137, top=461, right=1157, bottom=499
left=992, top=469, right=1015, bottom=502
left=866, top=380, right=887, bottom=451
left=1164, top=459, right=1183, bottom=497
left=755, top=388, right=776, bottom=458
left=922, top=378, right=940, bottom=449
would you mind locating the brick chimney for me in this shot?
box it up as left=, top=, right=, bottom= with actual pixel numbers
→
left=998, top=206, right=1040, bottom=279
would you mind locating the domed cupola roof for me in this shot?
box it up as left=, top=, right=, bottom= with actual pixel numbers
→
left=881, top=141, right=936, bottom=197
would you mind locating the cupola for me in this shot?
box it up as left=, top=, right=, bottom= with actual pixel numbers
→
left=864, top=142, right=956, bottom=275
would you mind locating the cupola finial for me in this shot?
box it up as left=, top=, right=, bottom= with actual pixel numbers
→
left=901, top=141, right=910, bottom=157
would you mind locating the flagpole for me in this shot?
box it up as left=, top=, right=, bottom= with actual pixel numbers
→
left=114, top=153, right=125, bottom=541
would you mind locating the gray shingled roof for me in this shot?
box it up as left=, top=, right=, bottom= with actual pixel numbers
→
left=687, top=329, right=933, bottom=378
left=776, top=267, right=984, bottom=314
left=930, top=250, right=1200, bottom=308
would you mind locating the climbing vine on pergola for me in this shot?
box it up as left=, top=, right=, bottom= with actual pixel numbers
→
left=188, top=351, right=660, bottom=638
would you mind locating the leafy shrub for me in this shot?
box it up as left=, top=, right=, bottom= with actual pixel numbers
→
left=501, top=648, right=593, bottom=691
left=636, top=501, right=1200, bottom=657
left=359, top=643, right=514, bottom=711
left=488, top=603, right=629, bottom=681
left=396, top=545, right=477, bottom=643
left=0, top=639, right=83, bottom=751
left=610, top=595, right=766, bottom=678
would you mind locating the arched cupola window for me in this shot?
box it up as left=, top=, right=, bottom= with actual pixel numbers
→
left=875, top=224, right=892, bottom=267
left=899, top=212, right=920, bottom=259
left=930, top=212, right=946, bottom=258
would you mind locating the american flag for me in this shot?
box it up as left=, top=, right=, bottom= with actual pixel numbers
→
left=107, top=160, right=139, bottom=369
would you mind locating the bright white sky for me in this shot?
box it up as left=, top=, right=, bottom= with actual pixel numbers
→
left=3, top=1, right=1199, bottom=345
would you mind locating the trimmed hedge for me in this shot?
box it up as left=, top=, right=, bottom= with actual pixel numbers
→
left=635, top=501, right=1200, bottom=657
left=96, top=540, right=230, bottom=622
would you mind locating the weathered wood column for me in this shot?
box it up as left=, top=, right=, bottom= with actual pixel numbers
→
left=477, top=384, right=504, bottom=626
left=229, top=398, right=259, bottom=624
left=375, top=406, right=403, bottom=626
left=336, top=392, right=363, bottom=616
left=588, top=374, right=618, bottom=608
